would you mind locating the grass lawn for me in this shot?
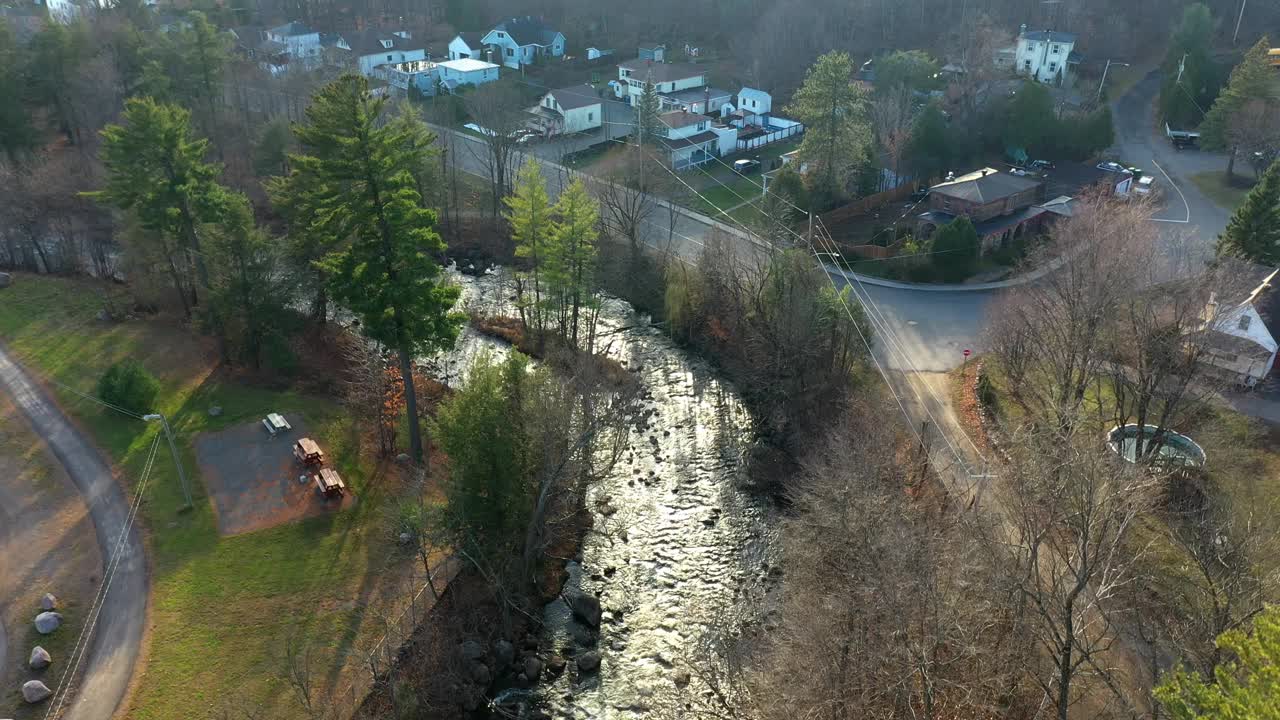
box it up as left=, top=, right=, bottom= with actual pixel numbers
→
left=0, top=275, right=433, bottom=719
left=1190, top=170, right=1254, bottom=212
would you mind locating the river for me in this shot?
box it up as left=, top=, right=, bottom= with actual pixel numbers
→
left=434, top=270, right=779, bottom=719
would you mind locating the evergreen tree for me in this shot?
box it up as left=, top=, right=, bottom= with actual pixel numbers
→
left=1155, top=605, right=1280, bottom=719
left=252, top=117, right=293, bottom=178
left=204, top=196, right=290, bottom=369
left=1200, top=38, right=1278, bottom=178
left=786, top=51, right=872, bottom=204
left=635, top=74, right=665, bottom=147
left=875, top=50, right=940, bottom=95
left=26, top=21, right=89, bottom=143
left=281, top=75, right=462, bottom=464
left=1158, top=3, right=1220, bottom=129
left=505, top=158, right=554, bottom=335
left=178, top=11, right=231, bottom=137
left=1216, top=159, right=1280, bottom=265
left=90, top=97, right=231, bottom=317
left=907, top=103, right=951, bottom=181
left=931, top=216, right=981, bottom=282
left=546, top=178, right=600, bottom=349
left=0, top=20, right=38, bottom=162
left=1004, top=81, right=1056, bottom=157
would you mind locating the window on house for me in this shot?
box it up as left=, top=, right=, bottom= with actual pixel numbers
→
left=497, top=32, right=505, bottom=38
left=1024, top=59, right=1032, bottom=70
left=1051, top=44, right=1060, bottom=54
left=588, top=112, right=594, bottom=122
left=943, top=199, right=952, bottom=211
left=1048, top=62, right=1057, bottom=72
left=1239, top=315, right=1253, bottom=330
left=387, top=54, right=393, bottom=61
left=697, top=121, right=706, bottom=131
left=507, top=48, right=514, bottom=57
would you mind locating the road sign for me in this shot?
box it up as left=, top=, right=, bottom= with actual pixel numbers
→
left=963, top=349, right=971, bottom=357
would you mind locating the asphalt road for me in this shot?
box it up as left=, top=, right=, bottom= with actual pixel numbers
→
left=0, top=346, right=147, bottom=720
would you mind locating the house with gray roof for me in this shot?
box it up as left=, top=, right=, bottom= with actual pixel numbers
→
left=336, top=29, right=425, bottom=76
left=528, top=84, right=603, bottom=135
left=1010, top=24, right=1081, bottom=86
left=917, top=167, right=1047, bottom=252
left=1199, top=260, right=1280, bottom=388
left=481, top=16, right=565, bottom=69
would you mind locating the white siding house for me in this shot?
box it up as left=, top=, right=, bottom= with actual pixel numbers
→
left=481, top=16, right=565, bottom=69
left=43, top=0, right=81, bottom=24
left=658, top=111, right=718, bottom=170
left=337, top=30, right=425, bottom=77
left=529, top=84, right=602, bottom=135
left=449, top=32, right=484, bottom=61
left=267, top=21, right=323, bottom=65
left=613, top=59, right=706, bottom=106
left=437, top=58, right=500, bottom=89
left=1013, top=27, right=1078, bottom=85
left=737, top=88, right=772, bottom=117
left=1200, top=265, right=1280, bottom=387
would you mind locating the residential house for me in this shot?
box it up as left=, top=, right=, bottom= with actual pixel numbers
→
left=737, top=87, right=771, bottom=120
left=267, top=21, right=323, bottom=63
left=42, top=0, right=80, bottom=24
left=236, top=21, right=323, bottom=74
left=449, top=31, right=485, bottom=61
left=916, top=167, right=1046, bottom=252
left=382, top=57, right=500, bottom=96
left=337, top=29, right=425, bottom=76
left=1199, top=262, right=1280, bottom=388
left=657, top=110, right=718, bottom=170
left=638, top=43, right=665, bottom=62
left=528, top=84, right=603, bottom=136
left=481, top=16, right=565, bottom=69
left=1008, top=26, right=1080, bottom=86
left=612, top=58, right=705, bottom=106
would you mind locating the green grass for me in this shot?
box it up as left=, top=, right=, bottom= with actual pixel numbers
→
left=1190, top=170, right=1254, bottom=212
left=0, top=275, right=419, bottom=719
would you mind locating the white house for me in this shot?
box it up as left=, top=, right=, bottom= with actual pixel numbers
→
left=661, top=86, right=733, bottom=115
left=658, top=110, right=718, bottom=170
left=1011, top=27, right=1079, bottom=85
left=266, top=21, right=323, bottom=65
left=384, top=59, right=441, bottom=95
left=481, top=16, right=565, bottom=69
left=337, top=29, right=425, bottom=76
left=437, top=58, right=500, bottom=90
left=613, top=59, right=706, bottom=106
left=449, top=32, right=485, bottom=61
left=1200, top=263, right=1280, bottom=388
left=737, top=87, right=772, bottom=118
left=528, top=84, right=602, bottom=136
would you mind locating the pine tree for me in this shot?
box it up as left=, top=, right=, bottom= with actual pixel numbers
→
left=205, top=196, right=289, bottom=369
left=931, top=216, right=981, bottom=282
left=786, top=51, right=872, bottom=203
left=1216, top=159, right=1280, bottom=265
left=1200, top=38, right=1279, bottom=177
left=546, top=178, right=600, bottom=350
left=1155, top=605, right=1280, bottom=720
left=0, top=20, right=38, bottom=163
left=90, top=97, right=231, bottom=317
left=281, top=74, right=462, bottom=464
left=505, top=157, right=553, bottom=336
left=636, top=74, right=665, bottom=147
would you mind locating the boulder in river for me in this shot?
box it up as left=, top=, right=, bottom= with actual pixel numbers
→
left=29, top=646, right=52, bottom=670
left=566, top=592, right=602, bottom=627
left=524, top=656, right=543, bottom=679
left=39, top=593, right=58, bottom=611
left=493, top=639, right=515, bottom=669
left=577, top=651, right=601, bottom=673
left=672, top=669, right=691, bottom=688
left=471, top=662, right=492, bottom=686
left=34, top=612, right=62, bottom=634
left=460, top=639, right=485, bottom=662
left=546, top=653, right=567, bottom=674
left=23, top=680, right=52, bottom=703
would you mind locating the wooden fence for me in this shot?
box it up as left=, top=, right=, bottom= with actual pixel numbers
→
left=818, top=182, right=919, bottom=227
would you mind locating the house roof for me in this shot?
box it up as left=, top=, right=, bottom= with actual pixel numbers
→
left=490, top=16, right=560, bottom=46
left=661, top=130, right=719, bottom=150
left=618, top=59, right=705, bottom=84
left=659, top=110, right=708, bottom=128
left=547, top=84, right=601, bottom=110
left=438, top=58, right=498, bottom=73
left=1202, top=329, right=1275, bottom=361
left=663, top=86, right=732, bottom=104
left=930, top=168, right=1041, bottom=204
left=738, top=87, right=770, bottom=104
left=270, top=21, right=315, bottom=37
left=920, top=205, right=1049, bottom=237
left=1037, top=195, right=1077, bottom=217
left=342, top=29, right=420, bottom=57
left=1021, top=30, right=1076, bottom=44
left=454, top=31, right=483, bottom=48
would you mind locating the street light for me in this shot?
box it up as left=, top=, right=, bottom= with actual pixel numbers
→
left=1097, top=59, right=1131, bottom=102
left=143, top=413, right=193, bottom=511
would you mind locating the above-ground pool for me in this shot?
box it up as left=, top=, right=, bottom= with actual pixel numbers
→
left=1107, top=424, right=1206, bottom=468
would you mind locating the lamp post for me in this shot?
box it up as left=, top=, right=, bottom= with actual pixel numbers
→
left=143, top=413, right=193, bottom=511
left=1097, top=59, right=1130, bottom=102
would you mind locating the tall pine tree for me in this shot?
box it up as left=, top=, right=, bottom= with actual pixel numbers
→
left=280, top=74, right=461, bottom=464
left=785, top=51, right=871, bottom=207
left=1216, top=159, right=1280, bottom=265
left=1200, top=38, right=1278, bottom=178
left=505, top=158, right=553, bottom=336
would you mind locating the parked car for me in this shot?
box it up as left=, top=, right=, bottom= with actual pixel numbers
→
left=1133, top=175, right=1157, bottom=196
left=1028, top=159, right=1055, bottom=172
left=733, top=158, right=761, bottom=174
left=908, top=187, right=928, bottom=203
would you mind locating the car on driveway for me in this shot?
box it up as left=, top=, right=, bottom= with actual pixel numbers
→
left=733, top=158, right=761, bottom=175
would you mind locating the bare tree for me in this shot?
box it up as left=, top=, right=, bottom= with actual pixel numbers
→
left=462, top=83, right=528, bottom=219
left=281, top=630, right=328, bottom=719
left=870, top=85, right=914, bottom=180
left=1227, top=98, right=1280, bottom=180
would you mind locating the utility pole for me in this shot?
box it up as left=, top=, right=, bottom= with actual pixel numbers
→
left=1096, top=59, right=1129, bottom=102
left=1176, top=53, right=1188, bottom=85
left=1233, top=0, right=1248, bottom=45
left=144, top=413, right=193, bottom=511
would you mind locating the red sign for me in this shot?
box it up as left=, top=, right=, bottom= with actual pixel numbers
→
left=963, top=349, right=972, bottom=357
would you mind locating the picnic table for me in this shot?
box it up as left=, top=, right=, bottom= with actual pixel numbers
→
left=314, top=467, right=346, bottom=498
left=262, top=413, right=292, bottom=436
left=293, top=437, right=325, bottom=467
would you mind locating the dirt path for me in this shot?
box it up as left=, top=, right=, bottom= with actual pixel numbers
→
left=0, top=346, right=147, bottom=720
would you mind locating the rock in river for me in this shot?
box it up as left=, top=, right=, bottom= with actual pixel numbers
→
left=29, top=646, right=51, bottom=670
left=493, top=639, right=515, bottom=669
left=23, top=680, right=52, bottom=703
left=34, top=612, right=62, bottom=635
left=460, top=639, right=485, bottom=662
left=524, top=656, right=543, bottom=680
left=566, top=592, right=602, bottom=628
left=577, top=651, right=601, bottom=673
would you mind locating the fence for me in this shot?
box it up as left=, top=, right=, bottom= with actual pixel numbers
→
left=818, top=182, right=919, bottom=227
left=321, top=555, right=462, bottom=720
left=736, top=122, right=803, bottom=151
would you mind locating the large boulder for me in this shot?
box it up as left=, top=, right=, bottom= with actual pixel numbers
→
left=29, top=646, right=52, bottom=670
left=471, top=662, right=492, bottom=686
left=39, top=593, right=58, bottom=611
left=0, top=272, right=12, bottom=289
left=546, top=653, right=567, bottom=675
left=23, top=680, right=52, bottom=703
left=566, top=593, right=602, bottom=628
left=576, top=651, right=601, bottom=673
left=459, top=639, right=485, bottom=662
left=493, top=639, right=515, bottom=669
left=34, top=612, right=62, bottom=635
left=523, top=656, right=543, bottom=680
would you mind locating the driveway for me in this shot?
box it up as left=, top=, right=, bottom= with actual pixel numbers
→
left=0, top=346, right=147, bottom=720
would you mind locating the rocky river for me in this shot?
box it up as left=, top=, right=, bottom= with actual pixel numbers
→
left=434, top=270, right=780, bottom=719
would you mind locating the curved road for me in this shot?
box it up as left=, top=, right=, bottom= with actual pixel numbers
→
left=0, top=346, right=147, bottom=720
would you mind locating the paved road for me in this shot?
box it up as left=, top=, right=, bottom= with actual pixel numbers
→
left=0, top=346, right=147, bottom=720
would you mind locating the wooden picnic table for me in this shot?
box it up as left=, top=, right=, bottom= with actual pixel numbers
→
left=314, top=467, right=345, bottom=498
left=294, top=437, right=325, bottom=466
